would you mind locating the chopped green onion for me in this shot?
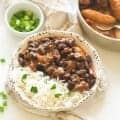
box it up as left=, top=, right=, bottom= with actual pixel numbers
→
left=0, top=58, right=6, bottom=63
left=0, top=92, right=7, bottom=99
left=54, top=93, right=62, bottom=98
left=22, top=74, right=28, bottom=79
left=51, top=84, right=56, bottom=90
left=31, top=86, right=38, bottom=94
left=10, top=10, right=40, bottom=32
left=3, top=101, right=7, bottom=106
left=21, top=74, right=29, bottom=83
left=0, top=106, right=4, bottom=112
left=0, top=92, right=8, bottom=112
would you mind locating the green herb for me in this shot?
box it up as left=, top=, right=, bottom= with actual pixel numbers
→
left=0, top=92, right=7, bottom=100
left=3, top=101, right=7, bottom=106
left=0, top=92, right=8, bottom=112
left=21, top=74, right=29, bottom=83
left=10, top=10, right=40, bottom=32
left=50, top=84, right=56, bottom=90
left=54, top=93, right=62, bottom=98
left=22, top=74, right=28, bottom=80
left=0, top=58, right=6, bottom=64
left=0, top=106, right=4, bottom=112
left=31, top=86, right=38, bottom=94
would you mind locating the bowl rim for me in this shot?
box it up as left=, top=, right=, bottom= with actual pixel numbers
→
left=77, top=1, right=120, bottom=42
left=7, top=30, right=103, bottom=113
left=5, top=1, right=45, bottom=36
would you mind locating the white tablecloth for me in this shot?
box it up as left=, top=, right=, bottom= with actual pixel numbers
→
left=0, top=0, right=120, bottom=120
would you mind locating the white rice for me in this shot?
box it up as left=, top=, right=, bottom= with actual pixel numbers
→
left=11, top=67, right=84, bottom=108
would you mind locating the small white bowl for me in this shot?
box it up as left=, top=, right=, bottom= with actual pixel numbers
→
left=5, top=1, right=45, bottom=38
left=77, top=1, right=120, bottom=51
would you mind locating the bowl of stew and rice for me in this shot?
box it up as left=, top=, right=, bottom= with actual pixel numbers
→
left=6, top=30, right=103, bottom=115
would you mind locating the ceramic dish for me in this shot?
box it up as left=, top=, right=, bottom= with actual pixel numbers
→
left=5, top=1, right=44, bottom=38
left=6, top=30, right=103, bottom=116
left=77, top=0, right=120, bottom=51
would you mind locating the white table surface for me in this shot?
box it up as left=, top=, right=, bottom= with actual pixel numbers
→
left=0, top=1, right=120, bottom=120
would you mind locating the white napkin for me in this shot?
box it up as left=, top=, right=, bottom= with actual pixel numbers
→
left=31, top=0, right=83, bottom=35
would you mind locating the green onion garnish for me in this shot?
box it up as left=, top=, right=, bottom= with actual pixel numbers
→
left=0, top=106, right=4, bottom=112
left=0, top=92, right=8, bottom=112
left=0, top=58, right=6, bottom=64
left=21, top=74, right=29, bottom=83
left=50, top=84, right=56, bottom=90
left=22, top=74, right=28, bottom=80
left=54, top=93, right=62, bottom=98
left=31, top=86, right=38, bottom=94
left=10, top=10, right=40, bottom=32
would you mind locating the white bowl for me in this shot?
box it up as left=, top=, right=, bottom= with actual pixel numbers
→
left=5, top=1, right=45, bottom=38
left=6, top=30, right=104, bottom=116
left=77, top=1, right=120, bottom=51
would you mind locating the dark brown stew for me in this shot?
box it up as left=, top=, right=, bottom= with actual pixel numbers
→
left=18, top=37, right=96, bottom=92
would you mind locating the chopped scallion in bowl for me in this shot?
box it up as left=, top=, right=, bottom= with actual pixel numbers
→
left=10, top=10, right=40, bottom=32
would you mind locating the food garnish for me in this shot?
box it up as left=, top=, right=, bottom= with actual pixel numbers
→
left=0, top=92, right=7, bottom=112
left=10, top=10, right=39, bottom=32
left=54, top=93, right=62, bottom=98
left=51, top=84, right=56, bottom=90
left=31, top=86, right=38, bottom=94
left=0, top=58, right=6, bottom=64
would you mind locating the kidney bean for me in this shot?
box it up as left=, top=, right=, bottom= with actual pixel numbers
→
left=57, top=43, right=67, bottom=50
left=63, top=73, right=71, bottom=80
left=71, top=74, right=80, bottom=82
left=67, top=81, right=75, bottom=90
left=18, top=57, right=26, bottom=66
left=36, top=63, right=45, bottom=71
left=75, top=81, right=89, bottom=92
